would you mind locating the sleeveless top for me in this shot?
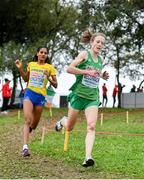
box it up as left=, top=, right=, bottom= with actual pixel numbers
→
left=69, top=50, right=103, bottom=100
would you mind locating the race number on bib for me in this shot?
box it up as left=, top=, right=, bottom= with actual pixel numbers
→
left=29, top=72, right=45, bottom=88
left=82, top=74, right=100, bottom=88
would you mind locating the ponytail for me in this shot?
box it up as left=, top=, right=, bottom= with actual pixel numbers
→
left=81, top=29, right=93, bottom=44
left=81, top=29, right=106, bottom=44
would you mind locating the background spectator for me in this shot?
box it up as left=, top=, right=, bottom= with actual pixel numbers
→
left=102, top=83, right=108, bottom=107
left=130, top=85, right=136, bottom=92
left=112, top=84, right=118, bottom=108
left=1, top=78, right=11, bottom=114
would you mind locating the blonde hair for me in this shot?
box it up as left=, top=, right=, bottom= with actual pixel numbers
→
left=81, top=29, right=106, bottom=44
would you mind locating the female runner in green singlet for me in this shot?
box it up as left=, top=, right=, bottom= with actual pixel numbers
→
left=55, top=29, right=109, bottom=167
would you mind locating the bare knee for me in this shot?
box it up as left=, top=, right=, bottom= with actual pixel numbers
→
left=24, top=115, right=33, bottom=127
left=87, top=122, right=95, bottom=132
left=24, top=119, right=31, bottom=127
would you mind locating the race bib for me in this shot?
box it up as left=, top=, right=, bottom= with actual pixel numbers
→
left=29, top=71, right=45, bottom=88
left=82, top=74, right=100, bottom=88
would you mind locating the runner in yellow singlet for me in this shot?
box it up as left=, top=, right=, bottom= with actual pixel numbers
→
left=15, top=46, right=58, bottom=157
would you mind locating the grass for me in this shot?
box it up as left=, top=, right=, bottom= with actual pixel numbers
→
left=30, top=107, right=144, bottom=178
left=1, top=107, right=144, bottom=178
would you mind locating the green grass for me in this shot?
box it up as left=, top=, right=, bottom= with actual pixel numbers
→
left=30, top=108, right=144, bottom=178
left=1, top=108, right=144, bottom=178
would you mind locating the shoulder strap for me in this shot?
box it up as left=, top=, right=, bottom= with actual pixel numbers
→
left=98, top=55, right=103, bottom=64
left=85, top=49, right=91, bottom=60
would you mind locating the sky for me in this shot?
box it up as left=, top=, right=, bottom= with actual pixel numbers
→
left=0, top=67, right=143, bottom=108
left=54, top=66, right=143, bottom=108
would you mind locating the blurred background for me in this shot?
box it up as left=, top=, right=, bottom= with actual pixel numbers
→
left=0, top=0, right=143, bottom=108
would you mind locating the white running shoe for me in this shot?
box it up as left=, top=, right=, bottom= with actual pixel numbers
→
left=55, top=116, right=67, bottom=132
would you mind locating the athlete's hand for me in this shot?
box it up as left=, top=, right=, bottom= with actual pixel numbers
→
left=85, top=69, right=99, bottom=77
left=15, top=59, right=23, bottom=69
left=44, top=70, right=50, bottom=79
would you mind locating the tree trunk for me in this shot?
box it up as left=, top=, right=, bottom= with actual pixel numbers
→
left=19, top=76, right=23, bottom=91
left=115, top=44, right=121, bottom=108
left=138, top=80, right=144, bottom=88
left=10, top=70, right=17, bottom=106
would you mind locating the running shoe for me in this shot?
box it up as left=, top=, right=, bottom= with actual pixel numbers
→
left=55, top=116, right=67, bottom=131
left=55, top=121, right=63, bottom=131
left=22, top=148, right=30, bottom=157
left=82, top=158, right=95, bottom=167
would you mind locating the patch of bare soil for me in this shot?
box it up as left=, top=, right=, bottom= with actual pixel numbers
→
left=0, top=110, right=126, bottom=179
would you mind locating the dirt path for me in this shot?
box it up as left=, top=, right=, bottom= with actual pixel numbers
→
left=0, top=108, right=131, bottom=179
left=0, top=121, right=111, bottom=179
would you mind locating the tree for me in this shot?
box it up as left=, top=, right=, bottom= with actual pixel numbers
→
left=1, top=41, right=30, bottom=105
left=99, top=0, right=144, bottom=107
left=0, top=0, right=143, bottom=108
left=0, top=0, right=80, bottom=104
